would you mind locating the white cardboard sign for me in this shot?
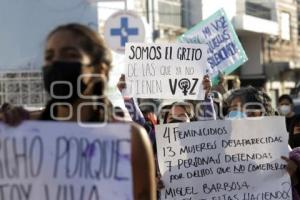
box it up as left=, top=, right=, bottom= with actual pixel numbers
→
left=156, top=117, right=291, bottom=200
left=125, top=43, right=208, bottom=100
left=0, top=121, right=133, bottom=200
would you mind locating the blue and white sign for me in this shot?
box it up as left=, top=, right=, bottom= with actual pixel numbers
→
left=104, top=10, right=145, bottom=54
left=179, top=9, right=248, bottom=84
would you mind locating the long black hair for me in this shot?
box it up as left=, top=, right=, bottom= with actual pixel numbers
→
left=288, top=114, right=300, bottom=148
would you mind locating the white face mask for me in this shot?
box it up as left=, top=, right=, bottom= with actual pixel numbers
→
left=279, top=105, right=291, bottom=116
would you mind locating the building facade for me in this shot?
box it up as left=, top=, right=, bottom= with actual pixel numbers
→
left=264, top=0, right=300, bottom=98
left=2, top=0, right=300, bottom=107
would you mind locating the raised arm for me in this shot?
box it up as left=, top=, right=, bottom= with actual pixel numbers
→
left=117, top=74, right=146, bottom=126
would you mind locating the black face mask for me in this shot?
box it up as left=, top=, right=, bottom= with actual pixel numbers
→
left=43, top=61, right=86, bottom=103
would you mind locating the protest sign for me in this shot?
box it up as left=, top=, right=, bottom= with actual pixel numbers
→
left=179, top=9, right=248, bottom=84
left=0, top=121, right=133, bottom=200
left=156, top=117, right=291, bottom=200
left=124, top=43, right=208, bottom=100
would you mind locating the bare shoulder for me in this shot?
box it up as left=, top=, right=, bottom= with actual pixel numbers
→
left=130, top=123, right=152, bottom=151
left=130, top=123, right=156, bottom=200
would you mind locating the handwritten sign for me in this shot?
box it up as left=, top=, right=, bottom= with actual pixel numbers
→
left=124, top=43, right=208, bottom=100
left=0, top=121, right=133, bottom=200
left=179, top=9, right=248, bottom=84
left=156, top=117, right=291, bottom=200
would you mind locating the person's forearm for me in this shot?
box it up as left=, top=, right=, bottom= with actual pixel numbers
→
left=201, top=96, right=217, bottom=120
left=124, top=97, right=146, bottom=126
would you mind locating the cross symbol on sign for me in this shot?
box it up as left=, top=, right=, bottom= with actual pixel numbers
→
left=110, top=17, right=139, bottom=47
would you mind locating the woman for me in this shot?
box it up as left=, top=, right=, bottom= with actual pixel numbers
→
left=3, top=23, right=155, bottom=200
left=225, top=86, right=275, bottom=118
left=162, top=101, right=195, bottom=123
left=226, top=86, right=300, bottom=199
left=278, top=94, right=296, bottom=132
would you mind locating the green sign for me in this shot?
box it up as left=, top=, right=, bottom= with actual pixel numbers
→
left=179, top=9, right=248, bottom=84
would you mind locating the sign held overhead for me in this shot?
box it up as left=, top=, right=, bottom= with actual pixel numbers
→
left=179, top=9, right=248, bottom=84
left=124, top=43, right=208, bottom=100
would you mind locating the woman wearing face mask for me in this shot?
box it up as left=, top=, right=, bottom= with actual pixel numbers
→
left=226, top=87, right=300, bottom=199
left=41, top=24, right=112, bottom=121
left=225, top=86, right=269, bottom=119
left=278, top=94, right=296, bottom=132
left=2, top=23, right=155, bottom=200
left=162, top=102, right=195, bottom=124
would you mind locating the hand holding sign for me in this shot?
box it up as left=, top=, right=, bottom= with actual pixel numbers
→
left=0, top=103, right=30, bottom=126
left=281, top=156, right=298, bottom=176
left=156, top=117, right=291, bottom=200
left=0, top=121, right=156, bottom=200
